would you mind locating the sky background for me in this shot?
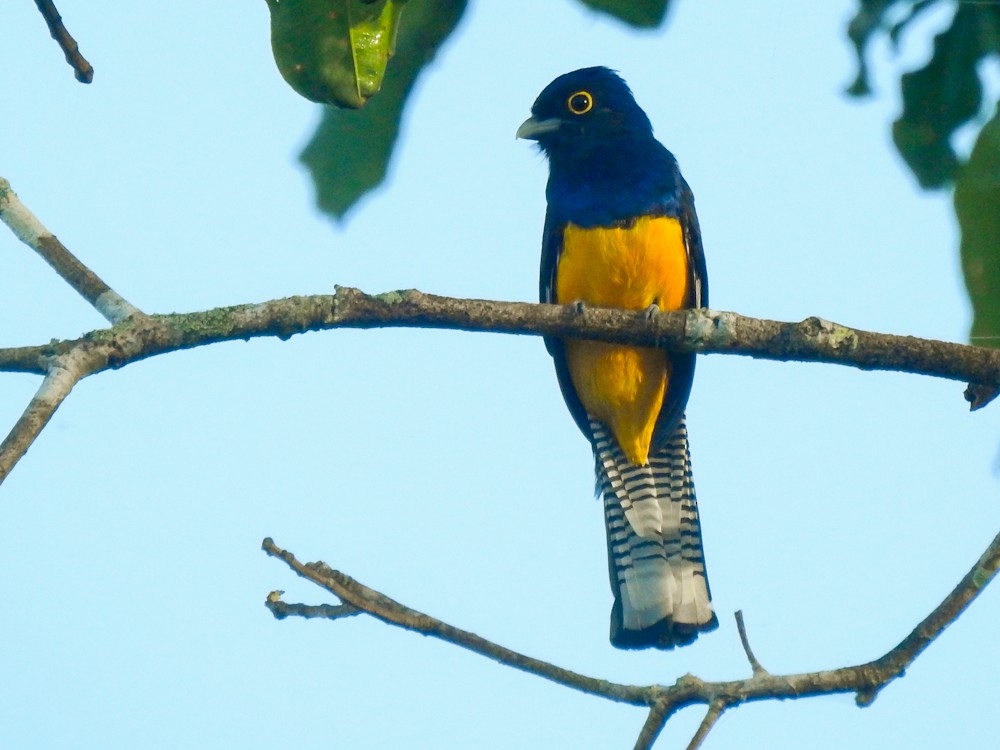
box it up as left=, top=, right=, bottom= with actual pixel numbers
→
left=2, top=1, right=999, bottom=748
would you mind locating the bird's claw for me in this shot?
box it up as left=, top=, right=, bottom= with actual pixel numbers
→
left=642, top=303, right=660, bottom=320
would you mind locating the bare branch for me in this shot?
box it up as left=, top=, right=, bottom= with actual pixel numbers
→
left=1, top=283, right=995, bottom=487
left=261, top=537, right=650, bottom=705
left=0, top=345, right=53, bottom=375
left=855, top=523, right=1000, bottom=706
left=735, top=610, right=768, bottom=676
left=0, top=178, right=139, bottom=323
left=33, top=0, right=93, bottom=83
left=265, top=591, right=361, bottom=621
left=263, top=526, right=1000, bottom=743
left=685, top=700, right=727, bottom=750
left=0, top=348, right=98, bottom=484
left=0, top=286, right=997, bottom=389
left=634, top=699, right=671, bottom=750
left=0, top=282, right=995, bottom=488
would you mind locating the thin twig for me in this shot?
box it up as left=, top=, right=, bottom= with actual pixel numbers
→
left=685, top=699, right=727, bottom=750
left=735, top=610, right=768, bottom=676
left=0, top=178, right=139, bottom=323
left=33, top=0, right=93, bottom=83
left=265, top=592, right=361, bottom=621
left=260, top=537, right=649, bottom=705
left=262, top=527, right=1000, bottom=740
left=855, top=524, right=1000, bottom=706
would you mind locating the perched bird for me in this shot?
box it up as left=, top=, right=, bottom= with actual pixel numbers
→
left=517, top=67, right=718, bottom=649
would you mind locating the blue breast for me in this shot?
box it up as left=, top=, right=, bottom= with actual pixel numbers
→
left=545, top=137, right=683, bottom=227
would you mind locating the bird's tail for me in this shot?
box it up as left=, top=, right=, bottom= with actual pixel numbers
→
left=592, top=415, right=718, bottom=649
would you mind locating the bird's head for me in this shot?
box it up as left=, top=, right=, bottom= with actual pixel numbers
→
left=516, top=67, right=653, bottom=158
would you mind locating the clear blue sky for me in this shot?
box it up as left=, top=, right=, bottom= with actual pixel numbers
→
left=2, top=1, right=998, bottom=748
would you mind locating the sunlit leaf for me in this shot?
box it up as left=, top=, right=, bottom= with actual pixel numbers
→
left=954, top=103, right=1000, bottom=349
left=299, top=0, right=467, bottom=220
left=577, top=0, right=669, bottom=28
left=267, top=0, right=408, bottom=109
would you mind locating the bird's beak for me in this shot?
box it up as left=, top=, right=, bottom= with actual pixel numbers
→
left=516, top=116, right=561, bottom=140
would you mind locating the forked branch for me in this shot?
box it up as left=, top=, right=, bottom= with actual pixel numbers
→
left=1, top=283, right=998, bottom=488
left=262, top=529, right=1000, bottom=749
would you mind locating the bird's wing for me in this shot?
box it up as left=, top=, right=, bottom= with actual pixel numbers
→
left=540, top=209, right=595, bottom=440
left=651, top=176, right=706, bottom=449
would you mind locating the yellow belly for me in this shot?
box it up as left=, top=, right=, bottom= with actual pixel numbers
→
left=556, top=216, right=689, bottom=465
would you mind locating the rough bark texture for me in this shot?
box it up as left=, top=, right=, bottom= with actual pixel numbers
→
left=263, top=529, right=1000, bottom=750
left=3, top=286, right=998, bottom=387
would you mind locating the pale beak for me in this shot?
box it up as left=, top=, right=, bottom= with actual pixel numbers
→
left=516, top=116, right=561, bottom=140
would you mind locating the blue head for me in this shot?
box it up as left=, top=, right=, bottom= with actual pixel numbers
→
left=517, top=67, right=682, bottom=226
left=517, top=67, right=652, bottom=153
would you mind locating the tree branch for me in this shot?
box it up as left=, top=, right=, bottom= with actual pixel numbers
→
left=33, top=0, right=93, bottom=83
left=0, top=347, right=99, bottom=484
left=854, top=521, right=1000, bottom=706
left=261, top=537, right=649, bottom=705
left=1, top=283, right=996, bottom=487
left=262, top=526, right=1000, bottom=749
left=1, top=286, right=997, bottom=386
left=735, top=610, right=769, bottom=676
left=685, top=700, right=727, bottom=750
left=634, top=698, right=673, bottom=750
left=264, top=591, right=361, bottom=621
left=0, top=178, right=139, bottom=323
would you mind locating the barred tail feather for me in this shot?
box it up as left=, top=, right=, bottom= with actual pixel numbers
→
left=592, top=416, right=718, bottom=649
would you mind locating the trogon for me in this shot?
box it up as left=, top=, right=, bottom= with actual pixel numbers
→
left=517, top=67, right=718, bottom=649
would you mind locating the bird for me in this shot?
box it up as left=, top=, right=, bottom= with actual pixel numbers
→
left=517, top=67, right=718, bottom=649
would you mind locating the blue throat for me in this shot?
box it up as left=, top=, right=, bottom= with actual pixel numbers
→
left=543, top=135, right=682, bottom=227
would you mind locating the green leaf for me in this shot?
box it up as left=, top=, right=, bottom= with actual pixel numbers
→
left=891, top=5, right=999, bottom=188
left=299, top=0, right=468, bottom=220
left=846, top=3, right=1000, bottom=188
left=954, top=102, right=1000, bottom=348
left=576, top=0, right=669, bottom=28
left=845, top=0, right=938, bottom=97
left=267, top=0, right=409, bottom=109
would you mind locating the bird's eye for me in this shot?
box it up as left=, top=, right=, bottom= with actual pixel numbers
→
left=567, top=90, right=593, bottom=115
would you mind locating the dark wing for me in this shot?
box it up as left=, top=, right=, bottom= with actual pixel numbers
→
left=540, top=210, right=595, bottom=439
left=651, top=174, right=708, bottom=449
left=680, top=175, right=708, bottom=309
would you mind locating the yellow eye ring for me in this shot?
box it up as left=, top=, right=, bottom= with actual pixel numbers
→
left=567, top=90, right=593, bottom=115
